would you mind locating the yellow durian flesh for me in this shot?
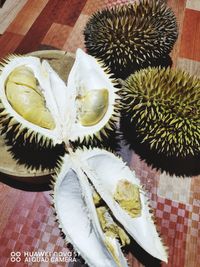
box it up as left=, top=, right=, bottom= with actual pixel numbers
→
left=96, top=206, right=130, bottom=247
left=92, top=190, right=130, bottom=267
left=93, top=189, right=130, bottom=247
left=8, top=66, right=39, bottom=92
left=77, top=88, right=109, bottom=126
left=5, top=66, right=55, bottom=130
left=113, top=179, right=142, bottom=218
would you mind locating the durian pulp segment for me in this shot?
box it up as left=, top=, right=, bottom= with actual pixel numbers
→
left=68, top=49, right=118, bottom=142
left=93, top=191, right=130, bottom=267
left=5, top=66, right=55, bottom=130
left=76, top=148, right=168, bottom=263
left=93, top=192, right=130, bottom=247
left=113, top=179, right=141, bottom=218
left=76, top=88, right=109, bottom=126
left=54, top=153, right=128, bottom=267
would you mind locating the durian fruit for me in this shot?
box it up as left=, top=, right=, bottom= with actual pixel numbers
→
left=0, top=49, right=119, bottom=166
left=84, top=0, right=178, bottom=79
left=53, top=148, right=168, bottom=266
left=120, top=67, right=200, bottom=176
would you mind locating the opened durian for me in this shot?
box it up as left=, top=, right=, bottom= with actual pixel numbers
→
left=84, top=0, right=178, bottom=79
left=120, top=66, right=200, bottom=176
left=0, top=49, right=119, bottom=168
left=53, top=148, right=168, bottom=266
left=0, top=49, right=168, bottom=266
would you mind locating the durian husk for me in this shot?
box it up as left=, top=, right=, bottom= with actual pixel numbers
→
left=0, top=50, right=74, bottom=181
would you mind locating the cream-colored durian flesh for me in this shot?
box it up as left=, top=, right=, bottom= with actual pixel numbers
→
left=0, top=49, right=118, bottom=147
left=53, top=148, right=168, bottom=266
left=6, top=66, right=56, bottom=130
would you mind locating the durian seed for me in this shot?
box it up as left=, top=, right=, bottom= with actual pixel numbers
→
left=5, top=66, right=55, bottom=130
left=113, top=179, right=142, bottom=218
left=77, top=89, right=109, bottom=126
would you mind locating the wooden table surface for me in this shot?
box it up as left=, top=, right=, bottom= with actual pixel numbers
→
left=0, top=1, right=200, bottom=267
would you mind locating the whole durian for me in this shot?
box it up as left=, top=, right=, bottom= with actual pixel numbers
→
left=120, top=67, right=200, bottom=176
left=84, top=0, right=178, bottom=79
left=0, top=49, right=119, bottom=169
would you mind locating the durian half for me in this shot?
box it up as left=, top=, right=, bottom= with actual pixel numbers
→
left=53, top=148, right=168, bottom=266
left=0, top=49, right=119, bottom=152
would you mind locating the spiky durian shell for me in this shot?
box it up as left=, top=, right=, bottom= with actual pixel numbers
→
left=84, top=0, right=177, bottom=79
left=120, top=67, right=200, bottom=176
left=5, top=136, right=65, bottom=171
left=0, top=105, right=66, bottom=171
left=52, top=148, right=168, bottom=265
